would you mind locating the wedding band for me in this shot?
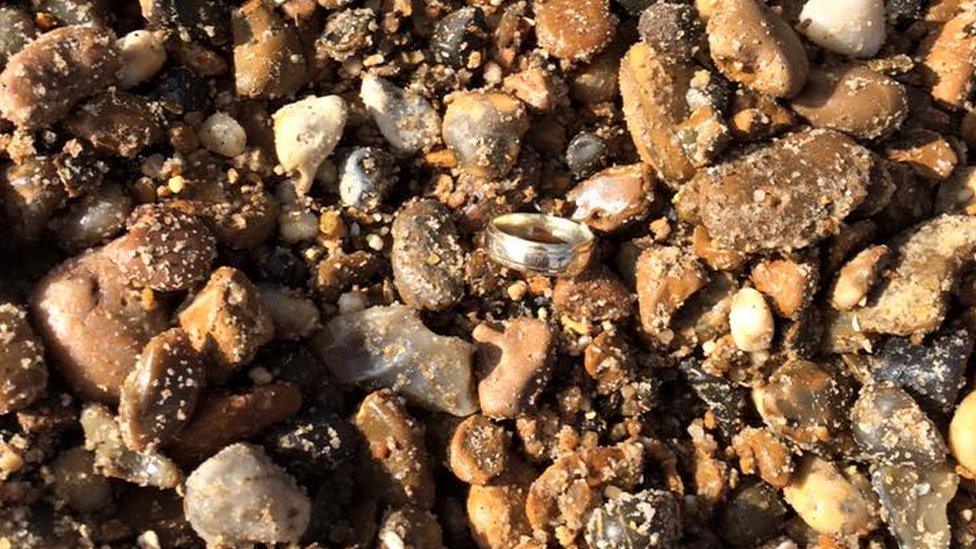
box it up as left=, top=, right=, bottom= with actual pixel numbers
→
left=485, top=213, right=596, bottom=277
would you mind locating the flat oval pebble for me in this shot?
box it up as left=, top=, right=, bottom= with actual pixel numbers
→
left=391, top=199, right=465, bottom=311
left=185, top=443, right=310, bottom=545
left=533, top=0, right=617, bottom=62
left=791, top=66, right=908, bottom=140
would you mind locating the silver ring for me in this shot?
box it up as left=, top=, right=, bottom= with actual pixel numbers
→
left=485, top=213, right=596, bottom=277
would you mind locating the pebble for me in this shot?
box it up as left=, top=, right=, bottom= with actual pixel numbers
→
left=119, top=328, right=204, bottom=452
left=791, top=66, right=908, bottom=140
left=920, top=9, right=976, bottom=109
left=0, top=302, right=47, bottom=414
left=0, top=7, right=34, bottom=66
left=873, top=322, right=973, bottom=412
left=50, top=446, right=112, bottom=514
left=936, top=165, right=976, bottom=215
left=52, top=184, right=132, bottom=252
left=168, top=382, right=302, bottom=462
left=568, top=164, right=654, bottom=233
left=584, top=489, right=682, bottom=549
left=674, top=129, right=874, bottom=255
left=116, top=30, right=166, bottom=89
left=718, top=482, right=789, bottom=547
left=391, top=199, right=466, bottom=311
left=851, top=382, right=948, bottom=466
left=141, top=0, right=229, bottom=47
left=467, top=461, right=535, bottom=548
left=257, top=284, right=321, bottom=340
left=0, top=25, right=121, bottom=129
left=707, top=0, right=809, bottom=97
left=950, top=390, right=976, bottom=474
left=339, top=147, right=397, bottom=210
left=872, top=464, right=958, bottom=549
left=198, top=112, right=247, bottom=157
left=80, top=403, right=182, bottom=489
left=729, top=288, right=775, bottom=352
left=473, top=318, right=554, bottom=419
left=750, top=257, right=817, bottom=320
left=564, top=132, right=608, bottom=178
left=263, top=410, right=359, bottom=482
left=360, top=74, right=442, bottom=154
left=105, top=205, right=217, bottom=292
left=378, top=506, right=445, bottom=549
left=312, top=305, right=478, bottom=416
left=449, top=414, right=510, bottom=485
left=31, top=251, right=169, bottom=402
left=799, top=0, right=886, bottom=58
left=66, top=91, right=164, bottom=158
left=635, top=245, right=707, bottom=346
left=317, top=8, right=376, bottom=62
left=273, top=95, right=347, bottom=195
left=730, top=428, right=794, bottom=488
left=553, top=266, right=633, bottom=324
left=533, top=0, right=617, bottom=61
left=680, top=358, right=749, bottom=436
left=829, top=244, right=888, bottom=311
left=783, top=455, right=877, bottom=535
left=430, top=6, right=488, bottom=68
left=185, top=443, right=311, bottom=545
left=232, top=0, right=307, bottom=98
left=0, top=158, right=68, bottom=245
left=354, top=390, right=436, bottom=508
left=638, top=2, right=704, bottom=62
left=846, top=215, right=976, bottom=337
left=442, top=90, right=529, bottom=179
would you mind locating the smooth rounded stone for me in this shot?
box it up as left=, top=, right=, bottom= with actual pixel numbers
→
left=0, top=157, right=68, bottom=245
left=584, top=489, right=681, bottom=549
left=391, top=199, right=465, bottom=311
left=872, top=464, right=958, bottom=549
left=851, top=382, right=948, bottom=466
left=442, top=90, right=529, bottom=179
left=753, top=359, right=854, bottom=451
left=430, top=6, right=488, bottom=68
left=638, top=2, right=704, bottom=62
left=0, top=7, right=35, bottom=66
left=119, top=329, right=204, bottom=452
left=263, top=409, right=359, bottom=482
left=799, top=0, right=886, bottom=58
left=473, top=318, right=554, bottom=419
left=707, top=0, right=809, bottom=98
left=80, top=403, right=182, bottom=489
left=360, top=74, right=442, bottom=154
left=31, top=251, right=169, bottom=403
left=674, top=129, right=873, bottom=255
left=339, top=147, right=398, bottom=210
left=785, top=455, right=877, bottom=536
left=50, top=446, right=112, bottom=514
left=718, top=482, right=790, bottom=547
left=791, top=66, right=908, bottom=140
left=533, top=0, right=617, bottom=61
left=273, top=95, right=347, bottom=196
left=0, top=25, right=121, bottom=129
left=185, top=443, right=311, bottom=545
left=51, top=183, right=132, bottom=253
left=729, top=287, right=774, bottom=352
left=0, top=302, right=47, bottom=415
left=567, top=163, right=654, bottom=233
left=105, top=205, right=217, bottom=292
left=950, top=390, right=976, bottom=474
left=565, top=132, right=608, bottom=178
left=66, top=91, right=164, bottom=158
left=232, top=0, right=307, bottom=99
left=116, top=30, right=167, bottom=89
left=449, top=414, right=510, bottom=485
left=847, top=215, right=976, bottom=337
left=311, top=305, right=478, bottom=416
left=198, top=112, right=247, bottom=157
left=140, top=0, right=229, bottom=46
left=920, top=10, right=976, bottom=110
left=873, top=323, right=973, bottom=413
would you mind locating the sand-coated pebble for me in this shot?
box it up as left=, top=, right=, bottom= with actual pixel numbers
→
left=791, top=66, right=908, bottom=140
left=565, top=132, right=608, bottom=178
left=273, top=95, right=347, bottom=195
left=533, top=0, right=617, bottom=62
left=430, top=6, right=488, bottom=68
left=638, top=2, right=704, bottom=62
left=0, top=302, right=47, bottom=414
left=391, top=199, right=465, bottom=311
left=233, top=0, right=307, bottom=99
left=442, top=91, right=529, bottom=179
left=339, top=147, right=397, bottom=210
left=361, top=74, right=442, bottom=154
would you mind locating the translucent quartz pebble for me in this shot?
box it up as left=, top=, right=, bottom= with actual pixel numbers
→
left=185, top=443, right=310, bottom=545
left=312, top=305, right=478, bottom=416
left=851, top=382, right=947, bottom=466
left=872, top=464, right=958, bottom=549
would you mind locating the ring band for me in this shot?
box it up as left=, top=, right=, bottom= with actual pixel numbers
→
left=485, top=213, right=596, bottom=277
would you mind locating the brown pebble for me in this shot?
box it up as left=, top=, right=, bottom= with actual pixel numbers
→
left=473, top=318, right=554, bottom=419
left=178, top=266, right=275, bottom=380
left=532, top=0, right=617, bottom=62
left=314, top=250, right=383, bottom=302
left=119, top=328, right=204, bottom=452
left=0, top=25, right=120, bottom=128
left=442, top=90, right=529, bottom=179
left=829, top=245, right=889, bottom=311
left=920, top=9, right=976, bottom=110
left=168, top=382, right=302, bottom=462
left=0, top=302, right=47, bottom=414
left=885, top=129, right=959, bottom=181
left=731, top=427, right=794, bottom=488
left=0, top=156, right=68, bottom=245
left=391, top=199, right=466, bottom=311
left=448, top=415, right=510, bottom=485
left=232, top=0, right=307, bottom=99
left=635, top=245, right=707, bottom=347
left=750, top=257, right=818, bottom=320
left=65, top=91, right=164, bottom=157
left=552, top=266, right=633, bottom=324
left=566, top=164, right=654, bottom=233
left=791, top=66, right=908, bottom=140
left=467, top=460, right=536, bottom=549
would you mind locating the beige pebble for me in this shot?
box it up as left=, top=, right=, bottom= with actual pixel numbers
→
left=116, top=30, right=166, bottom=89
left=784, top=455, right=878, bottom=535
left=830, top=245, right=889, bottom=311
left=950, top=390, right=976, bottom=476
left=198, top=112, right=247, bottom=157
left=729, top=288, right=774, bottom=352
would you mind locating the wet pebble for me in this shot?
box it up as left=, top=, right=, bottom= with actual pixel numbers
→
left=339, top=147, right=397, bottom=210
left=185, top=443, right=311, bottom=545
left=791, top=66, right=908, bottom=140
left=567, top=164, right=653, bottom=233
left=361, top=74, right=442, bottom=154
left=391, top=199, right=465, bottom=311
left=799, top=0, right=886, bottom=58
left=430, top=6, right=488, bottom=68
left=565, top=132, right=608, bottom=178
left=0, top=302, right=47, bottom=415
left=442, top=90, right=529, bottom=179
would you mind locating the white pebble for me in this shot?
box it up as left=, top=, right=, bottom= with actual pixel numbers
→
left=360, top=74, right=441, bottom=154
left=729, top=287, right=774, bottom=352
left=337, top=291, right=368, bottom=314
left=799, top=0, right=886, bottom=58
left=273, top=95, right=347, bottom=196
left=258, top=285, right=321, bottom=340
left=116, top=30, right=167, bottom=89
left=198, top=113, right=247, bottom=158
